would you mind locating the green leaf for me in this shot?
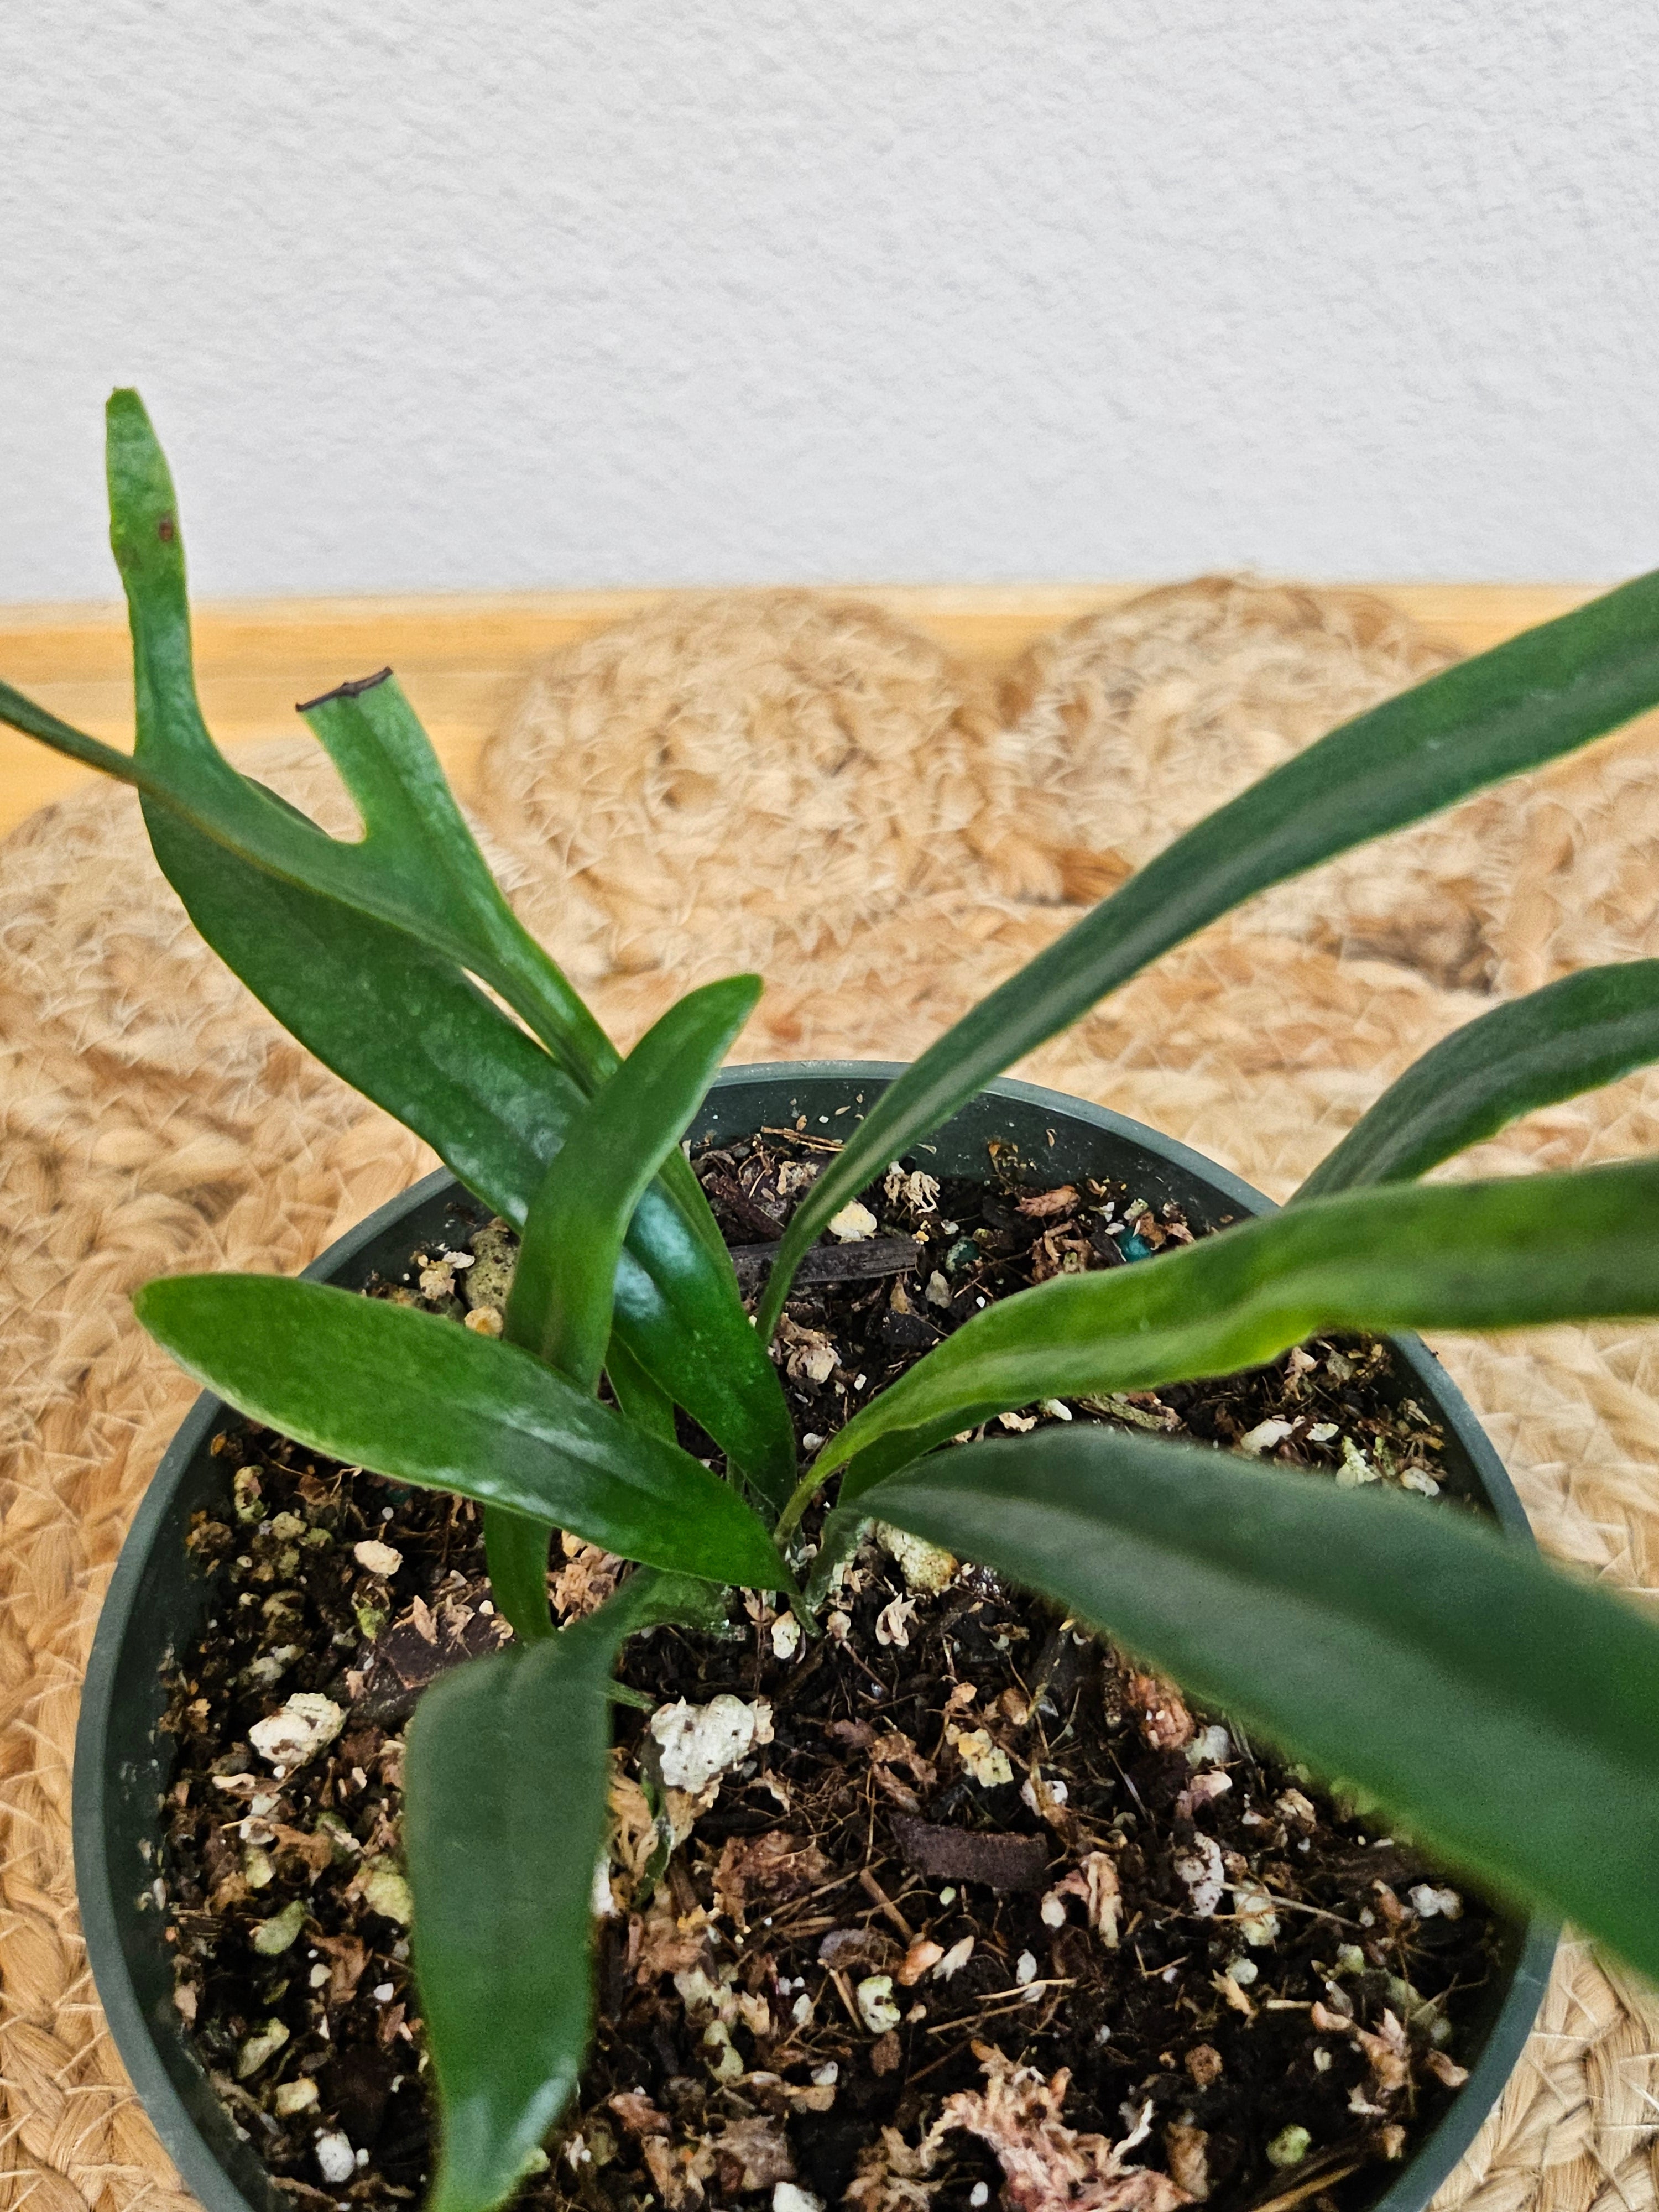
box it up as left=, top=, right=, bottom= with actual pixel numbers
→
left=143, top=797, right=791, bottom=1495
left=133, top=1274, right=791, bottom=1592
left=0, top=393, right=794, bottom=1495
left=610, top=1188, right=795, bottom=1501
left=487, top=979, right=764, bottom=1634
left=0, top=675, right=144, bottom=772
left=811, top=1159, right=1659, bottom=1505
left=757, top=571, right=1659, bottom=1334
left=141, top=797, right=582, bottom=1218
left=860, top=1424, right=1659, bottom=1980
left=507, top=977, right=762, bottom=1395
left=606, top=1338, right=678, bottom=1445
left=405, top=1578, right=655, bottom=2212
left=1295, top=961, right=1659, bottom=1201
left=100, top=390, right=610, bottom=1085
left=482, top=1507, right=556, bottom=1644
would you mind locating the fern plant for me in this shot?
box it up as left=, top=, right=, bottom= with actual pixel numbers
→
left=11, top=394, right=1659, bottom=2212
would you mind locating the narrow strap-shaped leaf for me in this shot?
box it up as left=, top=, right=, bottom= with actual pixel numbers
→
left=0, top=675, right=146, bottom=771
left=756, top=572, right=1659, bottom=1334
left=133, top=1274, right=791, bottom=1592
left=406, top=1573, right=664, bottom=2212
left=1295, top=961, right=1659, bottom=1201
left=482, top=1507, right=556, bottom=1643
left=13, top=395, right=726, bottom=1281
left=810, top=1158, right=1659, bottom=1506
left=859, top=1425, right=1659, bottom=1981
left=290, top=684, right=732, bottom=1282
left=99, top=390, right=612, bottom=1085
left=293, top=674, right=615, bottom=1085
left=507, top=977, right=762, bottom=1394
left=611, top=1193, right=794, bottom=1494
left=141, top=797, right=581, bottom=1215
left=138, top=800, right=792, bottom=1492
left=606, top=1338, right=678, bottom=1444
left=491, top=978, right=761, bottom=1631
left=0, top=394, right=792, bottom=1491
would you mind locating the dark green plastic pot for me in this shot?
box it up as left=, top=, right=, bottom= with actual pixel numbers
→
left=75, top=1062, right=1554, bottom=2212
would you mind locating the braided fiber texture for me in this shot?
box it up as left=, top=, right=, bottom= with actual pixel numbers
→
left=6, top=579, right=1659, bottom=2212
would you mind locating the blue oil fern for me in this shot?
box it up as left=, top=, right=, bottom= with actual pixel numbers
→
left=13, top=393, right=1659, bottom=2212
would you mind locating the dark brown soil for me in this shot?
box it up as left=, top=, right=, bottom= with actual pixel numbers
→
left=154, top=1133, right=1503, bottom=2212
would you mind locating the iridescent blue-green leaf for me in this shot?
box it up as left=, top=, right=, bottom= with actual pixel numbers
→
left=507, top=976, right=761, bottom=1396
left=405, top=1575, right=663, bottom=2212
left=133, top=1274, right=791, bottom=1591
left=757, top=571, right=1659, bottom=1335
left=810, top=1159, right=1659, bottom=1507
left=1295, top=961, right=1659, bottom=1201
left=862, top=1424, right=1659, bottom=1981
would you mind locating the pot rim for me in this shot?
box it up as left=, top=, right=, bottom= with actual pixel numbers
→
left=73, top=1060, right=1557, bottom=2212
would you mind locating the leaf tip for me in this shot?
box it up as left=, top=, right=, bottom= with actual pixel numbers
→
left=295, top=666, right=395, bottom=716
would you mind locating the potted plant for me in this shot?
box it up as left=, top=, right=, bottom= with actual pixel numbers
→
left=9, top=394, right=1659, bottom=2212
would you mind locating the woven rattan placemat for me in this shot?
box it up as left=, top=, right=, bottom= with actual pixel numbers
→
left=5, top=579, right=1658, bottom=2212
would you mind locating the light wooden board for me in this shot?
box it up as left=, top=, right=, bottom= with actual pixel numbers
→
left=0, top=582, right=1600, bottom=842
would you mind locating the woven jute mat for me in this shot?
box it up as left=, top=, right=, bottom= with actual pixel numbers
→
left=6, top=578, right=1659, bottom=2212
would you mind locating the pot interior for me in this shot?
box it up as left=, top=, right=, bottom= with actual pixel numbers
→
left=74, top=1062, right=1554, bottom=2212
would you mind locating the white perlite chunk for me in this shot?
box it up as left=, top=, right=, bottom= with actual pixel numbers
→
left=946, top=1724, right=1013, bottom=1789
left=828, top=1201, right=879, bottom=1242
left=855, top=1974, right=901, bottom=2033
left=1239, top=1417, right=1293, bottom=1457
left=1232, top=1876, right=1281, bottom=1947
left=1337, top=1436, right=1379, bottom=1487
left=316, top=2131, right=357, bottom=2185
left=770, top=1612, right=803, bottom=1660
left=875, top=1522, right=957, bottom=1594
left=1173, top=1833, right=1227, bottom=1917
left=352, top=1539, right=404, bottom=1576
left=1186, top=1723, right=1232, bottom=1767
left=1408, top=1883, right=1463, bottom=1920
left=649, top=1695, right=774, bottom=1795
left=775, top=2187, right=825, bottom=2212
left=933, top=1936, right=975, bottom=1979
left=249, top=1694, right=345, bottom=1777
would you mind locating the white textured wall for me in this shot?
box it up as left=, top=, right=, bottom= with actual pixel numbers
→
left=4, top=2, right=1657, bottom=600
